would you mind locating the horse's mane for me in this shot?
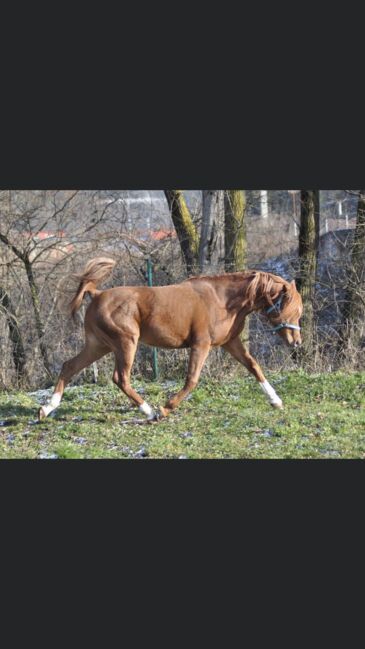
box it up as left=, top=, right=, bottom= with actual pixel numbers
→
left=243, top=271, right=301, bottom=320
left=186, top=271, right=254, bottom=283
left=186, top=270, right=301, bottom=317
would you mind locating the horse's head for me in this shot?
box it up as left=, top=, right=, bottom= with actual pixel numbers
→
left=265, top=279, right=303, bottom=348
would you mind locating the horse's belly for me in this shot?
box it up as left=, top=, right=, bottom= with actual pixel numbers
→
left=139, top=323, right=189, bottom=349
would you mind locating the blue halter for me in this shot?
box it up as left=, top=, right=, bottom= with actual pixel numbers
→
left=265, top=294, right=301, bottom=334
left=266, top=294, right=284, bottom=314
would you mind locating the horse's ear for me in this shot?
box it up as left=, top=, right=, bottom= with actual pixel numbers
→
left=290, top=279, right=296, bottom=289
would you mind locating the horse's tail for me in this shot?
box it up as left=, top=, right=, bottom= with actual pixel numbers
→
left=69, top=257, right=117, bottom=319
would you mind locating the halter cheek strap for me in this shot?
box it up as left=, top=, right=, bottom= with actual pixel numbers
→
left=265, top=294, right=301, bottom=334
left=266, top=294, right=283, bottom=314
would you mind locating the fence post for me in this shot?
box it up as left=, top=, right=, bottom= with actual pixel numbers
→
left=146, top=258, right=159, bottom=380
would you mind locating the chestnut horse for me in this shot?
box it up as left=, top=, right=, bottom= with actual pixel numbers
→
left=38, top=258, right=303, bottom=422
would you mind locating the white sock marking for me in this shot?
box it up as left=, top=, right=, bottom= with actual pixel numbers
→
left=259, top=380, right=283, bottom=407
left=42, top=392, right=62, bottom=417
left=139, top=401, right=156, bottom=420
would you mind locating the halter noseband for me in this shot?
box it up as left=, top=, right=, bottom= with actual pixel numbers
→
left=265, top=294, right=301, bottom=334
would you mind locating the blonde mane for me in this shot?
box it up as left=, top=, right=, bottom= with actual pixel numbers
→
left=187, top=270, right=301, bottom=317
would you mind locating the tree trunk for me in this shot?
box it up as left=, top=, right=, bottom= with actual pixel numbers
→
left=224, top=190, right=247, bottom=272
left=295, top=190, right=319, bottom=359
left=260, top=190, right=269, bottom=218
left=314, top=190, right=320, bottom=249
left=0, top=287, right=27, bottom=382
left=224, top=190, right=249, bottom=345
left=199, top=190, right=224, bottom=272
left=0, top=231, right=52, bottom=377
left=338, top=189, right=365, bottom=353
left=24, top=258, right=52, bottom=377
left=164, top=190, right=199, bottom=274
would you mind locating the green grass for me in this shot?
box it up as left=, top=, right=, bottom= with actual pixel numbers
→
left=0, top=370, right=364, bottom=459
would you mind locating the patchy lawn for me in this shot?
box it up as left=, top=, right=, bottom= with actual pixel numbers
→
left=0, top=370, right=364, bottom=459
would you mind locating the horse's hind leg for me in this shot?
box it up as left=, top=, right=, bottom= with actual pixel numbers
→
left=38, top=343, right=109, bottom=420
left=223, top=337, right=283, bottom=409
left=112, top=339, right=156, bottom=420
left=159, top=343, right=210, bottom=419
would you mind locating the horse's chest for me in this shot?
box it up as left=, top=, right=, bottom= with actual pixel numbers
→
left=210, top=312, right=245, bottom=345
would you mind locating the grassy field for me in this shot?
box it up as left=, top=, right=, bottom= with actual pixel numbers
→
left=0, top=370, right=364, bottom=459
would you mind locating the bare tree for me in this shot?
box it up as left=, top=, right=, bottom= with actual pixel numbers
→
left=165, top=190, right=245, bottom=277
left=0, top=286, right=27, bottom=382
left=224, top=190, right=247, bottom=272
left=0, top=190, right=121, bottom=380
left=164, top=189, right=247, bottom=277
left=164, top=191, right=199, bottom=274
left=199, top=191, right=224, bottom=272
left=224, top=190, right=249, bottom=346
left=338, top=189, right=365, bottom=354
left=260, top=190, right=269, bottom=218
left=295, top=190, right=320, bottom=358
left=0, top=229, right=53, bottom=375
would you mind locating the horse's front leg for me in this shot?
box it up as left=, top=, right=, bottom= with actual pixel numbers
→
left=223, top=337, right=283, bottom=409
left=159, top=343, right=211, bottom=418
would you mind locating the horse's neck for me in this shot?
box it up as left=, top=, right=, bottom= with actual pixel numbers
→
left=203, top=275, right=249, bottom=312
left=223, top=273, right=280, bottom=313
left=189, top=272, right=282, bottom=313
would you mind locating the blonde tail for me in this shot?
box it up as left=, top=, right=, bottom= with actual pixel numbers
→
left=69, top=257, right=116, bottom=319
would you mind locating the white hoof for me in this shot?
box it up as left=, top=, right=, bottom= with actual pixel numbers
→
left=38, top=392, right=61, bottom=420
left=271, top=400, right=283, bottom=410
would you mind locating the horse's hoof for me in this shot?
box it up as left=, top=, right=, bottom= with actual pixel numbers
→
left=159, top=406, right=171, bottom=419
left=145, top=409, right=164, bottom=424
left=271, top=401, right=284, bottom=410
left=154, top=406, right=170, bottom=420
left=38, top=407, right=46, bottom=421
left=146, top=415, right=160, bottom=424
